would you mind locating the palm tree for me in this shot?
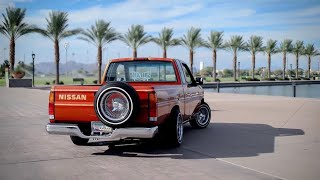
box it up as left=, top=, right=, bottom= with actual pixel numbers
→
left=34, top=11, right=81, bottom=84
left=304, top=44, right=319, bottom=78
left=152, top=27, right=180, bottom=58
left=180, top=27, right=204, bottom=74
left=264, top=39, right=278, bottom=78
left=120, top=24, right=152, bottom=58
left=246, top=35, right=263, bottom=79
left=0, top=7, right=36, bottom=72
left=225, top=35, right=246, bottom=81
left=79, top=20, right=119, bottom=84
left=292, top=41, right=304, bottom=79
left=279, top=39, right=293, bottom=79
left=204, top=31, right=224, bottom=81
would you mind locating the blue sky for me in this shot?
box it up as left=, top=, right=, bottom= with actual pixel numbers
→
left=1, top=0, right=320, bottom=70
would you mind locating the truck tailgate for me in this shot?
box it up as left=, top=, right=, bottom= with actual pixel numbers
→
left=53, top=85, right=100, bottom=122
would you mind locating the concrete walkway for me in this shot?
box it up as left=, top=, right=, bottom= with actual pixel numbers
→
left=0, top=88, right=319, bottom=180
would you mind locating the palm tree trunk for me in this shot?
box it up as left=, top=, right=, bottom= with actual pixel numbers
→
left=133, top=48, right=137, bottom=58
left=54, top=39, right=60, bottom=85
left=190, top=50, right=193, bottom=75
left=163, top=49, right=167, bottom=58
left=295, top=54, right=299, bottom=78
left=9, top=37, right=15, bottom=72
left=252, top=53, right=255, bottom=79
left=233, top=50, right=237, bottom=81
left=212, top=49, right=217, bottom=82
left=98, top=45, right=102, bottom=84
left=283, top=52, right=286, bottom=79
left=308, top=56, right=311, bottom=78
left=267, top=53, right=271, bottom=79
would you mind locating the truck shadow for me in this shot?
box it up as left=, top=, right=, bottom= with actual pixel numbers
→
left=92, top=123, right=304, bottom=159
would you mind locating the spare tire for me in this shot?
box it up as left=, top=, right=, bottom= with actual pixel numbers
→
left=94, top=82, right=139, bottom=128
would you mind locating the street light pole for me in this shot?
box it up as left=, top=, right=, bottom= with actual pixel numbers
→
left=290, top=64, right=292, bottom=79
left=64, top=42, right=69, bottom=77
left=238, top=61, right=240, bottom=81
left=32, top=52, right=35, bottom=87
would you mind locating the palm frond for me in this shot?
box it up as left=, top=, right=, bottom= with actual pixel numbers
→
left=206, top=31, right=224, bottom=50
left=246, top=35, right=264, bottom=55
left=180, top=27, right=204, bottom=50
left=265, top=39, right=278, bottom=55
left=225, top=35, right=246, bottom=52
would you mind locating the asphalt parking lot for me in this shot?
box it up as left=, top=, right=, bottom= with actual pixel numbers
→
left=0, top=87, right=319, bottom=180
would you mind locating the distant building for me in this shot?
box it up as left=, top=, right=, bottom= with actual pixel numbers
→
left=200, top=61, right=204, bottom=71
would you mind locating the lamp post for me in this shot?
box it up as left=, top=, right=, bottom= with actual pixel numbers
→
left=64, top=42, right=69, bottom=77
left=32, top=52, right=35, bottom=87
left=290, top=64, right=292, bottom=78
left=238, top=61, right=240, bottom=81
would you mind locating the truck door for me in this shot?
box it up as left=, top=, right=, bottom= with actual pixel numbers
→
left=181, top=63, right=200, bottom=117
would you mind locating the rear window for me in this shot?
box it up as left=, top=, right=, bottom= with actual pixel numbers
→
left=105, top=61, right=177, bottom=82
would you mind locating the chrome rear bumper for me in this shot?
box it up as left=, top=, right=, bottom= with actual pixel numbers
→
left=46, top=123, right=158, bottom=141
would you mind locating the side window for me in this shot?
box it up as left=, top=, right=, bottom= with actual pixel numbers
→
left=175, top=60, right=186, bottom=84
left=182, top=64, right=193, bottom=84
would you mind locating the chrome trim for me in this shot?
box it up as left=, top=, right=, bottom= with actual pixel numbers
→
left=46, top=123, right=158, bottom=141
left=148, top=117, right=157, bottom=122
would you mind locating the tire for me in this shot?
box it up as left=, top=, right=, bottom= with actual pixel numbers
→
left=70, top=136, right=89, bottom=146
left=163, top=108, right=184, bottom=147
left=190, top=103, right=211, bottom=129
left=94, top=82, right=139, bottom=128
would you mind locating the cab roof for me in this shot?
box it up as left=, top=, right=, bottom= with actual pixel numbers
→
left=110, top=57, right=175, bottom=63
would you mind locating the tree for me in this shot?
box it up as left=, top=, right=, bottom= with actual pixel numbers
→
left=180, top=27, right=204, bottom=74
left=303, top=44, right=319, bottom=78
left=204, top=31, right=224, bottom=82
left=264, top=39, right=278, bottom=78
left=79, top=20, right=119, bottom=84
left=246, top=35, right=264, bottom=79
left=224, top=35, right=246, bottom=81
left=279, top=39, right=293, bottom=79
left=120, top=24, right=152, bottom=58
left=0, top=7, right=36, bottom=71
left=34, top=11, right=81, bottom=84
left=152, top=27, right=180, bottom=58
left=292, top=41, right=304, bottom=78
left=222, top=69, right=233, bottom=77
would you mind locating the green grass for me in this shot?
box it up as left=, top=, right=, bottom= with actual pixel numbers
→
left=203, top=77, right=238, bottom=82
left=0, top=79, right=5, bottom=86
left=0, top=76, right=99, bottom=87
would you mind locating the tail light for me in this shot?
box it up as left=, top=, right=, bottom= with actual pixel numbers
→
left=148, top=92, right=157, bottom=121
left=49, top=90, right=55, bottom=122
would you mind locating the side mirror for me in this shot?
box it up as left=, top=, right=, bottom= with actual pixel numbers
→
left=195, top=77, right=203, bottom=85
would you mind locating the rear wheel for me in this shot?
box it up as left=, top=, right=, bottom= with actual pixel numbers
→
left=70, top=136, right=89, bottom=146
left=161, top=108, right=183, bottom=147
left=190, top=103, right=211, bottom=129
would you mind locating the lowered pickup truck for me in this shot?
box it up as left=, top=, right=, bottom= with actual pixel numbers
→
left=47, top=58, right=211, bottom=147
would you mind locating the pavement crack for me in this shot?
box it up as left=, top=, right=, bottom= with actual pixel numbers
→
left=0, top=155, right=95, bottom=165
left=281, top=101, right=306, bottom=128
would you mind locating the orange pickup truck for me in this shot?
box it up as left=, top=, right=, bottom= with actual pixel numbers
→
left=46, top=58, right=211, bottom=147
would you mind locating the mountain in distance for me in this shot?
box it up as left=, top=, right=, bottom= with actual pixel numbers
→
left=34, top=61, right=106, bottom=75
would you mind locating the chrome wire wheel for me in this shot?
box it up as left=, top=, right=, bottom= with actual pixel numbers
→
left=99, top=90, right=130, bottom=122
left=176, top=113, right=183, bottom=144
left=96, top=87, right=133, bottom=125
left=190, top=103, right=211, bottom=129
left=197, top=106, right=210, bottom=126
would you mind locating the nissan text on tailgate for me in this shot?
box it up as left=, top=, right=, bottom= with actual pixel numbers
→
left=47, top=58, right=211, bottom=147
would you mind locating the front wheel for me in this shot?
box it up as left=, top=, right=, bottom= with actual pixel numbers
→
left=190, top=103, right=211, bottom=129
left=70, top=136, right=89, bottom=146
